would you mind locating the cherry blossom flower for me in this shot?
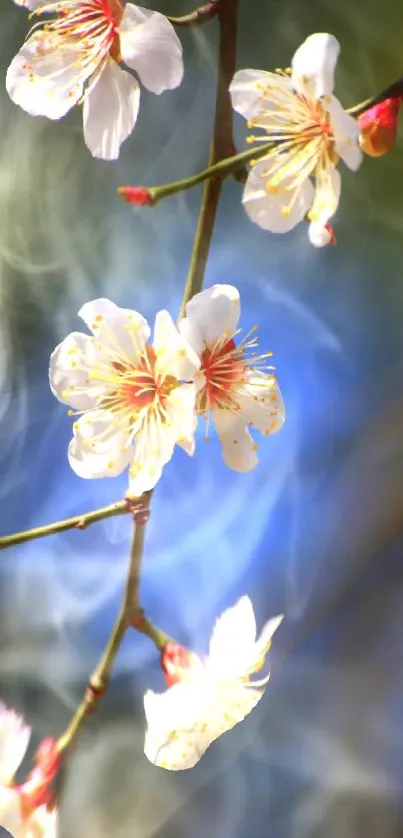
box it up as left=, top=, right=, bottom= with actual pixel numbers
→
left=144, top=596, right=283, bottom=770
left=0, top=702, right=57, bottom=838
left=49, top=298, right=200, bottom=496
left=179, top=284, right=285, bottom=472
left=229, top=33, right=362, bottom=244
left=7, top=1, right=183, bottom=160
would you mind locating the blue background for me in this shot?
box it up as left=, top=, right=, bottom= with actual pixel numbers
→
left=1, top=1, right=403, bottom=836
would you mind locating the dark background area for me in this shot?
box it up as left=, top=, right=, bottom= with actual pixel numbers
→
left=1, top=1, right=403, bottom=836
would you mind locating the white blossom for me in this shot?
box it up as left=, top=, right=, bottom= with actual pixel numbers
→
left=179, top=284, right=285, bottom=472
left=144, top=596, right=283, bottom=770
left=229, top=33, right=362, bottom=243
left=0, top=703, right=56, bottom=838
left=50, top=298, right=200, bottom=496
left=7, top=1, right=183, bottom=160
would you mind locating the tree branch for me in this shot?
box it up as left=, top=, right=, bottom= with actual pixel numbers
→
left=0, top=500, right=132, bottom=550
left=168, top=0, right=220, bottom=27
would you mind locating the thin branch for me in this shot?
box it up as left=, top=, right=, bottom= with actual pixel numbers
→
left=168, top=0, right=220, bottom=26
left=56, top=496, right=171, bottom=756
left=178, top=0, right=239, bottom=320
left=0, top=500, right=131, bottom=550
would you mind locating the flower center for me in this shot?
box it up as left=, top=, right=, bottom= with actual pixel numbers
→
left=97, top=345, right=179, bottom=424
left=197, top=338, right=247, bottom=413
left=31, top=0, right=124, bottom=70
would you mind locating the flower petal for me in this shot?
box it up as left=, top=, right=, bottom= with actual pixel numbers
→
left=0, top=787, right=22, bottom=836
left=310, top=165, right=341, bottom=227
left=237, top=373, right=286, bottom=435
left=291, top=33, right=340, bottom=99
left=255, top=614, right=284, bottom=660
left=0, top=702, right=30, bottom=784
left=29, top=806, right=58, bottom=838
left=83, top=58, right=140, bottom=160
left=308, top=222, right=332, bottom=247
left=78, top=298, right=150, bottom=364
left=208, top=596, right=257, bottom=677
left=153, top=310, right=200, bottom=381
left=324, top=94, right=363, bottom=170
left=13, top=0, right=44, bottom=7
left=120, top=4, right=183, bottom=94
left=127, top=384, right=194, bottom=496
left=49, top=332, right=102, bottom=411
left=6, top=33, right=86, bottom=119
left=180, top=285, right=241, bottom=354
left=212, top=409, right=258, bottom=472
left=68, top=410, right=132, bottom=479
left=144, top=681, right=262, bottom=770
left=243, top=159, right=314, bottom=233
left=229, top=69, right=286, bottom=120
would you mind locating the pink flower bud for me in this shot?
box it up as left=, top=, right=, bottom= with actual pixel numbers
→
left=161, top=642, right=202, bottom=688
left=358, top=96, right=402, bottom=157
left=117, top=186, right=154, bottom=206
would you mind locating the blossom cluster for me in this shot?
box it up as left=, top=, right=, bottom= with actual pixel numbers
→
left=50, top=285, right=285, bottom=496
left=2, top=1, right=401, bottom=836
left=8, top=2, right=383, bottom=245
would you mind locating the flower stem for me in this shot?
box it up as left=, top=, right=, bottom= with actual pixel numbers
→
left=178, top=0, right=239, bottom=320
left=168, top=0, right=220, bottom=26
left=0, top=500, right=131, bottom=550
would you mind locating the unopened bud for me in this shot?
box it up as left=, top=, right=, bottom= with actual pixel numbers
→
left=161, top=642, right=201, bottom=688
left=117, top=186, right=155, bottom=206
left=358, top=96, right=402, bottom=157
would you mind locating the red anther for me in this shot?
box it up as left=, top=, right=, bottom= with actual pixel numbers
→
left=117, top=186, right=155, bottom=206
left=358, top=96, right=402, bottom=157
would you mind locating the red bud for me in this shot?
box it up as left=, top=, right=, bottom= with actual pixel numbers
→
left=358, top=96, right=402, bottom=157
left=161, top=642, right=201, bottom=688
left=117, top=186, right=154, bottom=206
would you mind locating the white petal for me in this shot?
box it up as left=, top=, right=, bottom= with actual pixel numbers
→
left=144, top=681, right=263, bottom=771
left=212, top=409, right=258, bottom=472
left=256, top=614, right=284, bottom=660
left=308, top=222, right=332, bottom=247
left=13, top=0, right=44, bottom=7
left=237, top=373, right=286, bottom=435
left=291, top=33, right=340, bottom=99
left=68, top=410, right=132, bottom=479
left=0, top=787, right=22, bottom=837
left=78, top=298, right=150, bottom=364
left=49, top=332, right=103, bottom=411
left=180, top=285, right=240, bottom=353
left=120, top=4, right=183, bottom=94
left=6, top=33, right=86, bottom=119
left=165, top=383, right=197, bottom=452
left=310, top=165, right=341, bottom=227
left=83, top=58, right=140, bottom=160
left=153, top=310, right=200, bottom=381
left=27, top=806, right=58, bottom=838
left=324, top=95, right=363, bottom=170
left=0, top=703, right=30, bottom=784
left=127, top=418, right=175, bottom=497
left=229, top=69, right=289, bottom=120
left=243, top=158, right=314, bottom=233
left=208, top=596, right=257, bottom=677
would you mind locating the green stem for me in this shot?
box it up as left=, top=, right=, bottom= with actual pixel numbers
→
left=178, top=0, right=239, bottom=320
left=0, top=500, right=130, bottom=550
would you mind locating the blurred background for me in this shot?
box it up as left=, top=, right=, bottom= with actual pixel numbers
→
left=1, top=1, right=403, bottom=836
